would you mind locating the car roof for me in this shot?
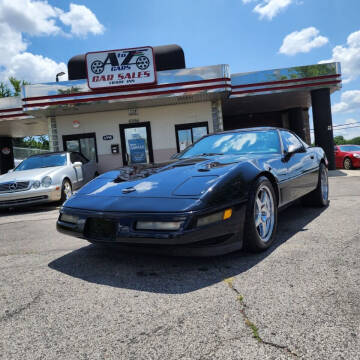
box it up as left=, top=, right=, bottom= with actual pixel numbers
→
left=209, top=126, right=287, bottom=135
left=26, top=151, right=69, bottom=158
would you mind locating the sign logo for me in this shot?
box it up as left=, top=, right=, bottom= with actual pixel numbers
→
left=86, top=47, right=156, bottom=90
left=103, top=135, right=114, bottom=141
left=9, top=183, right=17, bottom=191
left=73, top=120, right=80, bottom=128
left=1, top=147, right=11, bottom=155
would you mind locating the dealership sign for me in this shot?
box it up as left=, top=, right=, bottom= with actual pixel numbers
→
left=86, top=47, right=156, bottom=90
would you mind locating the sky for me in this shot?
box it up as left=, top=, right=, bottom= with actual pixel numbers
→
left=1, top=0, right=360, bottom=139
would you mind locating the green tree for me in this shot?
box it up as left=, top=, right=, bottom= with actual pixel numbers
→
left=0, top=77, right=30, bottom=97
left=350, top=137, right=360, bottom=145
left=0, top=82, right=12, bottom=97
left=334, top=135, right=347, bottom=145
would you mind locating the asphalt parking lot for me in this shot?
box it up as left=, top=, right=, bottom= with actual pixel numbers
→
left=0, top=172, right=359, bottom=360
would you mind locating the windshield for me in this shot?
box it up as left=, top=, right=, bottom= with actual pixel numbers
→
left=179, top=130, right=281, bottom=158
left=339, top=145, right=360, bottom=152
left=15, top=154, right=67, bottom=171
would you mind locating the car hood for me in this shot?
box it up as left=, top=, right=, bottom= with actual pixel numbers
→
left=0, top=167, right=63, bottom=182
left=65, top=155, right=249, bottom=211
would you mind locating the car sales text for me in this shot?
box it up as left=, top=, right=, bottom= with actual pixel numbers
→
left=92, top=71, right=151, bottom=85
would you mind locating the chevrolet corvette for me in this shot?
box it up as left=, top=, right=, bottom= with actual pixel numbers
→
left=57, top=127, right=328, bottom=256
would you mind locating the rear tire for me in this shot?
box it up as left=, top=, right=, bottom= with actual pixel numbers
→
left=243, top=177, right=278, bottom=252
left=343, top=157, right=352, bottom=170
left=60, top=179, right=72, bottom=204
left=302, top=163, right=329, bottom=207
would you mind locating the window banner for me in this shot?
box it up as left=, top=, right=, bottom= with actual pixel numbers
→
left=128, top=138, right=147, bottom=164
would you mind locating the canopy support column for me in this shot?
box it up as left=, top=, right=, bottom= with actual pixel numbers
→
left=48, top=117, right=60, bottom=152
left=311, top=88, right=335, bottom=170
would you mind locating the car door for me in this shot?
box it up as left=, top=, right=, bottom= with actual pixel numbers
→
left=70, top=152, right=84, bottom=188
left=280, top=130, right=317, bottom=203
left=334, top=146, right=341, bottom=168
left=76, top=153, right=95, bottom=183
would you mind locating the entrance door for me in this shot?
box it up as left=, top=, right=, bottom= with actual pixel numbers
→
left=119, top=122, right=154, bottom=166
left=62, top=133, right=98, bottom=162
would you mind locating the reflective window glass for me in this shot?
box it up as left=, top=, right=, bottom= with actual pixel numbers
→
left=280, top=131, right=303, bottom=152
left=179, top=130, right=281, bottom=158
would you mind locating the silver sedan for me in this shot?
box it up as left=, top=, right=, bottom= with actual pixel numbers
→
left=0, top=152, right=98, bottom=208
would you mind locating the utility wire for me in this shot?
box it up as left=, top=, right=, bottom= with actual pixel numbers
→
left=310, top=124, right=360, bottom=132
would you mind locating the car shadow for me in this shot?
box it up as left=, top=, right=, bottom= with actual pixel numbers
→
left=48, top=203, right=326, bottom=294
left=0, top=204, right=59, bottom=217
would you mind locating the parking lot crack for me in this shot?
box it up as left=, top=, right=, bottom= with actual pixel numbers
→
left=223, top=277, right=299, bottom=358
left=0, top=291, right=42, bottom=322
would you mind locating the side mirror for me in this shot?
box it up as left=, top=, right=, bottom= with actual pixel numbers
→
left=283, top=144, right=304, bottom=160
left=73, top=161, right=82, bottom=168
left=287, top=144, right=304, bottom=154
left=8, top=169, right=14, bottom=173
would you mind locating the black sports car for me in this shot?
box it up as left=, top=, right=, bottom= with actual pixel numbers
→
left=57, top=127, right=329, bottom=256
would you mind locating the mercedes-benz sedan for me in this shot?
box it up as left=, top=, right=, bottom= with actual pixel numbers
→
left=0, top=152, right=98, bottom=208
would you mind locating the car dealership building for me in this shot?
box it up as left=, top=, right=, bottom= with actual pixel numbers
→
left=0, top=44, right=341, bottom=174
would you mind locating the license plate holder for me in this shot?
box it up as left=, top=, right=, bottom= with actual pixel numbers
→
left=85, top=218, right=117, bottom=241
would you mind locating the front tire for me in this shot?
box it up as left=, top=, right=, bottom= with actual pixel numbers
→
left=243, top=177, right=278, bottom=252
left=60, top=179, right=72, bottom=204
left=343, top=157, right=352, bottom=170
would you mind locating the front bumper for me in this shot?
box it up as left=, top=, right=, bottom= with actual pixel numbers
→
left=0, top=186, right=61, bottom=208
left=351, top=157, right=360, bottom=168
left=57, top=202, right=247, bottom=256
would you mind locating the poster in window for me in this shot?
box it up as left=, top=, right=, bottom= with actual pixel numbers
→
left=128, top=138, right=147, bottom=163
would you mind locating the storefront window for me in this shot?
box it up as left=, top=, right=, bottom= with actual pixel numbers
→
left=175, top=122, right=209, bottom=153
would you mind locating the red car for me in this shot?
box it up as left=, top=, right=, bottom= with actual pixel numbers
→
left=334, top=145, right=360, bottom=169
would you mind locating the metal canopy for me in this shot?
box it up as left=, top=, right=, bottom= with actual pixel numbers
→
left=0, top=62, right=341, bottom=137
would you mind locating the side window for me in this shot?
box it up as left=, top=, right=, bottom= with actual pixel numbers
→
left=280, top=131, right=303, bottom=152
left=78, top=153, right=89, bottom=164
left=70, top=152, right=86, bottom=164
left=70, top=153, right=77, bottom=164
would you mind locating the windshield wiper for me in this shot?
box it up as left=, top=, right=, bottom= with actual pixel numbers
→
left=197, top=152, right=224, bottom=156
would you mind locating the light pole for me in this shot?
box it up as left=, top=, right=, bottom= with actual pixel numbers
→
left=56, top=72, right=65, bottom=82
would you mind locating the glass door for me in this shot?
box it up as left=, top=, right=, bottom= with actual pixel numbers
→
left=119, top=122, right=154, bottom=166
left=62, top=133, right=98, bottom=162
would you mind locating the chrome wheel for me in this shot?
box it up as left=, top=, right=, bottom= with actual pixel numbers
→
left=63, top=181, right=72, bottom=200
left=254, top=184, right=275, bottom=243
left=320, top=166, right=328, bottom=202
left=344, top=158, right=352, bottom=170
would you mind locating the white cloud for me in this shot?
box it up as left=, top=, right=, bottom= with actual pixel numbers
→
left=0, top=0, right=61, bottom=36
left=242, top=0, right=294, bottom=20
left=0, top=23, right=27, bottom=61
left=320, top=30, right=360, bottom=83
left=1, top=53, right=67, bottom=83
left=332, top=90, right=360, bottom=113
left=334, top=119, right=360, bottom=139
left=59, top=4, right=105, bottom=37
left=0, top=0, right=104, bottom=84
left=279, top=27, right=328, bottom=56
